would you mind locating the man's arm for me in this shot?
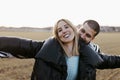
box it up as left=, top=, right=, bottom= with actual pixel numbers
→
left=97, top=53, right=120, bottom=69
left=89, top=42, right=120, bottom=69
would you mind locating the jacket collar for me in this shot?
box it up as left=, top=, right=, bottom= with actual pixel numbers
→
left=79, top=41, right=103, bottom=66
left=35, top=37, right=66, bottom=66
left=35, top=37, right=103, bottom=67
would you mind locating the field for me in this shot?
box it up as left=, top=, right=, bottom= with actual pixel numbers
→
left=0, top=31, right=120, bottom=80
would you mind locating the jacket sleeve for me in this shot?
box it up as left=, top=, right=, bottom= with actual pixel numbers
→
left=88, top=43, right=101, bottom=53
left=97, top=53, right=120, bottom=69
left=89, top=43, right=120, bottom=69
left=0, top=51, right=14, bottom=58
left=0, top=37, right=44, bottom=58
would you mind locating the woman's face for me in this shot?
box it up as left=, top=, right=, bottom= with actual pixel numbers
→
left=57, top=20, right=75, bottom=43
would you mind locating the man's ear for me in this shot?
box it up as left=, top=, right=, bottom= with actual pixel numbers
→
left=92, top=37, right=95, bottom=41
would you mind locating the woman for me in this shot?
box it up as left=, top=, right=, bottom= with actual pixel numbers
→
left=0, top=19, right=102, bottom=80
left=31, top=19, right=102, bottom=80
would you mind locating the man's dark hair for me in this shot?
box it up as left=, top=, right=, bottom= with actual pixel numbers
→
left=83, top=20, right=100, bottom=36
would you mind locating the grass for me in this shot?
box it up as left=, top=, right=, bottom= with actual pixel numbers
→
left=0, top=31, right=120, bottom=80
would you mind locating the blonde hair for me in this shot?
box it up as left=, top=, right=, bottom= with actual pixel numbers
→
left=53, top=19, right=79, bottom=56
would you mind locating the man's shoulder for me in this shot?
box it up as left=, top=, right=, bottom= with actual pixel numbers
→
left=88, top=42, right=100, bottom=53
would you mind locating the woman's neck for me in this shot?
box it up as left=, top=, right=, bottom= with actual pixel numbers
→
left=64, top=42, right=74, bottom=57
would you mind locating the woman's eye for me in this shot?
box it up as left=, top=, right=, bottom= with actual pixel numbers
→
left=64, top=25, right=69, bottom=29
left=58, top=29, right=62, bottom=32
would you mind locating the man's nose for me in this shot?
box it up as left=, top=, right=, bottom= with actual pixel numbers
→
left=81, top=34, right=86, bottom=39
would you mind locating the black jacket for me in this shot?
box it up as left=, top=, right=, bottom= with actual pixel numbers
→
left=0, top=37, right=43, bottom=58
left=31, top=37, right=103, bottom=80
left=0, top=37, right=120, bottom=80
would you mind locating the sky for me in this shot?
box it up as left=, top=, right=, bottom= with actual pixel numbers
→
left=0, top=0, right=120, bottom=28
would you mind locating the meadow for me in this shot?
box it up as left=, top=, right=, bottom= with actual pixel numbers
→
left=0, top=31, right=120, bottom=80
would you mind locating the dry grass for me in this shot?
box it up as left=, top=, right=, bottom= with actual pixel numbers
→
left=0, top=59, right=34, bottom=80
left=0, top=31, right=52, bottom=41
left=0, top=31, right=120, bottom=80
left=94, top=32, right=120, bottom=80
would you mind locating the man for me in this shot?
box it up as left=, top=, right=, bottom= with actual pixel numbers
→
left=78, top=20, right=101, bottom=53
left=78, top=20, right=120, bottom=69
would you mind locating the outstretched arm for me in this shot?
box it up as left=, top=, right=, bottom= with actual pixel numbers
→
left=0, top=37, right=44, bottom=58
left=97, top=53, right=120, bottom=69
left=89, top=43, right=120, bottom=69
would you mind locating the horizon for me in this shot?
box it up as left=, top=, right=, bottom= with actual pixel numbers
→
left=0, top=25, right=120, bottom=29
left=0, top=0, right=120, bottom=28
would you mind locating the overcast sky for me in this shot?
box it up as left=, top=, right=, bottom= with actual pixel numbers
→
left=0, top=0, right=120, bottom=28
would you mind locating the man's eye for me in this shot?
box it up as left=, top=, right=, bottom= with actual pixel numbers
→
left=86, top=34, right=91, bottom=38
left=81, top=29, right=85, bottom=33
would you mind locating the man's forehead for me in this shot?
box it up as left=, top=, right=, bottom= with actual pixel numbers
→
left=83, top=24, right=96, bottom=32
left=82, top=24, right=97, bottom=37
left=80, top=23, right=89, bottom=29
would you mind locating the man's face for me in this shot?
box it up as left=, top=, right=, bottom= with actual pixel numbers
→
left=78, top=23, right=97, bottom=44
